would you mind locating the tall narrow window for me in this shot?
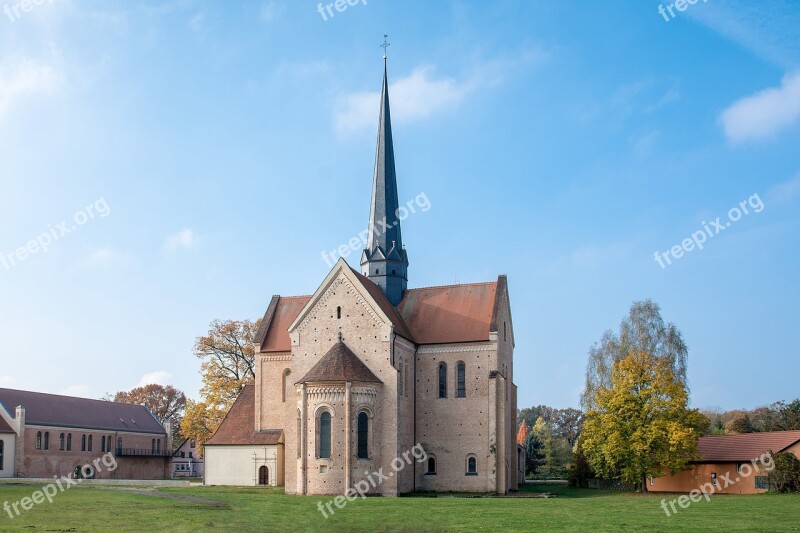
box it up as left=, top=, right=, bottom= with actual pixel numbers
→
left=456, top=361, right=466, bottom=398
left=282, top=368, right=291, bottom=403
left=88, top=435, right=93, bottom=452
left=152, top=439, right=156, bottom=453
left=438, top=363, right=447, bottom=398
left=101, top=436, right=106, bottom=452
left=66, top=434, right=72, bottom=451
left=466, top=456, right=477, bottom=475
left=357, top=412, right=369, bottom=459
left=336, top=306, right=342, bottom=319
left=117, top=437, right=122, bottom=451
left=427, top=456, right=437, bottom=475
left=36, top=432, right=42, bottom=450
left=157, top=439, right=161, bottom=453
left=319, top=411, right=331, bottom=459
left=81, top=434, right=86, bottom=451
left=0, top=440, right=3, bottom=470
left=44, top=432, right=49, bottom=450
left=59, top=433, right=65, bottom=451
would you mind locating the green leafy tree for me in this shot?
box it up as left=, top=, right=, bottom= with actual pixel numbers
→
left=768, top=451, right=800, bottom=493
left=581, top=300, right=688, bottom=411
left=581, top=350, right=707, bottom=492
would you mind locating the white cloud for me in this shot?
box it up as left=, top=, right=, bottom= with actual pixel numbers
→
left=60, top=385, right=90, bottom=397
left=137, top=371, right=173, bottom=387
left=766, top=173, right=800, bottom=204
left=720, top=71, right=800, bottom=143
left=0, top=57, right=59, bottom=116
left=82, top=247, right=127, bottom=268
left=335, top=66, right=473, bottom=135
left=164, top=229, right=197, bottom=250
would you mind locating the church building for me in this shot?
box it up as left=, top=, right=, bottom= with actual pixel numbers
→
left=203, top=59, right=519, bottom=496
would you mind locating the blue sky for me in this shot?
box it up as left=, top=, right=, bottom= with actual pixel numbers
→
left=1, top=0, right=798, bottom=411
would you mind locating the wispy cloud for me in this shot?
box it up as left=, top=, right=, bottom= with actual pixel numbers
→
left=720, top=71, right=800, bottom=143
left=766, top=172, right=800, bottom=204
left=82, top=247, right=128, bottom=268
left=0, top=56, right=60, bottom=117
left=164, top=229, right=197, bottom=250
left=137, top=371, right=172, bottom=387
left=575, top=79, right=680, bottom=126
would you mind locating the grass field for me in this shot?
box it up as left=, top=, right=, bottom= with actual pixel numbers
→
left=0, top=482, right=797, bottom=532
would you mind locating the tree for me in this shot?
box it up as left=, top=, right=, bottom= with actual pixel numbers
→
left=768, top=451, right=800, bottom=493
left=553, top=408, right=583, bottom=448
left=581, top=300, right=688, bottom=411
left=109, top=384, right=186, bottom=448
left=524, top=431, right=544, bottom=476
left=181, top=318, right=261, bottom=453
left=773, top=399, right=800, bottom=431
left=580, top=350, right=707, bottom=492
left=724, top=412, right=754, bottom=434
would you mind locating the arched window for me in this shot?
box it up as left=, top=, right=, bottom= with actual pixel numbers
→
left=81, top=434, right=86, bottom=451
left=0, top=440, right=4, bottom=470
left=59, top=433, right=65, bottom=451
left=66, top=433, right=72, bottom=451
left=36, top=431, right=42, bottom=450
left=456, top=361, right=466, bottom=398
left=438, top=363, right=447, bottom=398
left=282, top=368, right=291, bottom=403
left=109, top=436, right=113, bottom=452
left=426, top=455, right=437, bottom=475
left=101, top=436, right=106, bottom=452
left=318, top=411, right=331, bottom=459
left=466, top=455, right=477, bottom=475
left=88, top=435, right=93, bottom=452
left=44, top=432, right=49, bottom=450
left=357, top=411, right=369, bottom=459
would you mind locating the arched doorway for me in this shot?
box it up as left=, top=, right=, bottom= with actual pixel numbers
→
left=258, top=465, right=269, bottom=485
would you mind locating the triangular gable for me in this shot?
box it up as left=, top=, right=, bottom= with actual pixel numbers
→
left=287, top=258, right=412, bottom=343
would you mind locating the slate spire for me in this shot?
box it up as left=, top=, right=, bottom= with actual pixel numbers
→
left=360, top=56, right=408, bottom=306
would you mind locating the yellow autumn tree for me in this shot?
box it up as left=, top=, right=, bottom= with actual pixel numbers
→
left=580, top=350, right=708, bottom=492
left=180, top=318, right=261, bottom=455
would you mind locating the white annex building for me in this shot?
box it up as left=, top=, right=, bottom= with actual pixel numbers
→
left=204, top=60, right=520, bottom=496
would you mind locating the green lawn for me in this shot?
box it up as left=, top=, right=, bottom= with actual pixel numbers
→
left=0, top=482, right=797, bottom=532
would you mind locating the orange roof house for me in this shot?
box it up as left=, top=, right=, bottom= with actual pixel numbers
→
left=650, top=430, right=800, bottom=494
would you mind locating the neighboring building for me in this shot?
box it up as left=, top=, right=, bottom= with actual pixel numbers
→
left=172, top=438, right=204, bottom=478
left=651, top=430, right=800, bottom=494
left=204, top=59, right=520, bottom=496
left=0, top=388, right=172, bottom=479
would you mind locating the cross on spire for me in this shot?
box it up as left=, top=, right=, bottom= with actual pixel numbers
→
left=381, top=33, right=390, bottom=60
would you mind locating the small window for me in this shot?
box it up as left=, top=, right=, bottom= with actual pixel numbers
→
left=188, top=452, right=193, bottom=459
left=101, top=436, right=106, bottom=452
left=319, top=411, right=332, bottom=459
left=36, top=431, right=42, bottom=450
left=0, top=440, right=4, bottom=470
left=375, top=269, right=379, bottom=275
left=59, top=433, right=65, bottom=451
left=88, top=435, right=93, bottom=452
left=392, top=269, right=396, bottom=275
left=357, top=411, right=369, bottom=459
left=755, top=476, right=770, bottom=490
left=337, top=306, right=341, bottom=319
left=152, top=439, right=156, bottom=453
left=466, top=456, right=477, bottom=475
left=157, top=439, right=161, bottom=453
left=650, top=476, right=654, bottom=486
left=117, top=437, right=122, bottom=451
left=456, top=362, right=466, bottom=398
left=181, top=451, right=186, bottom=458
left=426, top=456, right=437, bottom=475
left=711, top=473, right=718, bottom=486
left=81, top=434, right=86, bottom=452
left=67, top=433, right=72, bottom=451
left=44, top=432, right=49, bottom=450
left=438, top=363, right=447, bottom=398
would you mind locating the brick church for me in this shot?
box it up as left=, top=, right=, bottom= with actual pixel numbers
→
left=204, top=59, right=520, bottom=496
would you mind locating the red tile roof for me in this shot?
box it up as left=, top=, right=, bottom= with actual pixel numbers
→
left=697, top=431, right=800, bottom=462
left=397, top=281, right=498, bottom=344
left=204, top=385, right=282, bottom=446
left=0, top=388, right=165, bottom=434
left=0, top=415, right=13, bottom=433
left=255, top=275, right=506, bottom=350
left=297, top=341, right=382, bottom=384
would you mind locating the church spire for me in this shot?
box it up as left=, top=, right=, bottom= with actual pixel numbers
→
left=361, top=43, right=408, bottom=306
